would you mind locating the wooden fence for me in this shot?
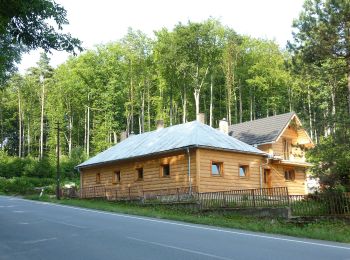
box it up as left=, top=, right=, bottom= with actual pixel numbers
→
left=79, top=185, right=198, bottom=202
left=289, top=193, right=350, bottom=216
left=70, top=185, right=350, bottom=216
left=197, top=187, right=289, bottom=209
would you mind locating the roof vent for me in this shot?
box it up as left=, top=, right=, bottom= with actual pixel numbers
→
left=196, top=113, right=205, bottom=124
left=156, top=119, right=164, bottom=130
left=219, top=118, right=228, bottom=134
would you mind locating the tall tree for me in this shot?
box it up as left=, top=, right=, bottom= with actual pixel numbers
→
left=291, top=0, right=350, bottom=116
left=0, top=0, right=82, bottom=83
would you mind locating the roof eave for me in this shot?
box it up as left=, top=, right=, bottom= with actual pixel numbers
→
left=76, top=145, right=267, bottom=170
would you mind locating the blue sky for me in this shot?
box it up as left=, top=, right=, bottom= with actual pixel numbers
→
left=17, top=0, right=304, bottom=73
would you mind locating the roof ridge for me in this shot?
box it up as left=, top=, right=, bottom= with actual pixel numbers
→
left=230, top=111, right=295, bottom=127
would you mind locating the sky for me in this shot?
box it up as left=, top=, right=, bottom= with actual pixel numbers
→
left=17, top=0, right=305, bottom=73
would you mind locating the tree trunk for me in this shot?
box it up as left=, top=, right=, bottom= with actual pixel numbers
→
left=141, top=89, right=145, bottom=132
left=288, top=86, right=293, bottom=112
left=169, top=82, right=173, bottom=126
left=182, top=82, right=187, bottom=123
left=307, top=85, right=313, bottom=140
left=147, top=80, right=151, bottom=131
left=210, top=74, right=213, bottom=126
left=0, top=103, right=3, bottom=151
left=68, top=114, right=73, bottom=158
left=331, top=81, right=336, bottom=133
left=347, top=68, right=350, bottom=116
left=87, top=104, right=90, bottom=158
left=39, top=81, right=45, bottom=160
left=84, top=106, right=87, bottom=152
left=194, top=89, right=200, bottom=116
left=250, top=88, right=254, bottom=121
left=27, top=118, right=30, bottom=155
left=239, top=82, right=242, bottom=123
left=18, top=90, right=22, bottom=157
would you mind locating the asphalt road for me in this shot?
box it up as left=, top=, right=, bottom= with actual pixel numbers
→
left=0, top=195, right=349, bottom=260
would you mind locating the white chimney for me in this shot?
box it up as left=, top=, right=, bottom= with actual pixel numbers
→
left=219, top=118, right=228, bottom=134
left=120, top=131, right=127, bottom=141
left=156, top=119, right=164, bottom=130
left=196, top=113, right=205, bottom=124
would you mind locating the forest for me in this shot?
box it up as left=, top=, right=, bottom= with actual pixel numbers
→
left=0, top=0, right=349, bottom=191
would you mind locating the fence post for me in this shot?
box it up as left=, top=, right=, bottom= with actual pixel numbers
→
left=128, top=186, right=131, bottom=201
left=177, top=188, right=180, bottom=202
left=286, top=187, right=290, bottom=206
left=94, top=186, right=96, bottom=198
left=252, top=189, right=256, bottom=208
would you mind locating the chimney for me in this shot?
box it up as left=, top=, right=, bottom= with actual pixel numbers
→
left=120, top=131, right=127, bottom=141
left=196, top=113, right=205, bottom=124
left=156, top=119, right=164, bottom=130
left=219, top=118, right=228, bottom=134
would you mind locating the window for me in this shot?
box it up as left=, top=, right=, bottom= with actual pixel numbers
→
left=113, top=171, right=121, bottom=183
left=283, top=138, right=290, bottom=160
left=239, top=165, right=249, bottom=177
left=96, top=173, right=101, bottom=184
left=161, top=164, right=170, bottom=177
left=284, top=169, right=295, bottom=181
left=136, top=168, right=143, bottom=180
left=211, top=162, right=223, bottom=176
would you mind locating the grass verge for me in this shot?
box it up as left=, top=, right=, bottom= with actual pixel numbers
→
left=25, top=194, right=350, bottom=243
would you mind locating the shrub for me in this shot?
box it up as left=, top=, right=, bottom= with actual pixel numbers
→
left=0, top=176, right=55, bottom=195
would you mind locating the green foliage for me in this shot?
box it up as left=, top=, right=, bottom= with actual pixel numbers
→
left=0, top=0, right=82, bottom=83
left=308, top=129, right=350, bottom=191
left=0, top=176, right=55, bottom=194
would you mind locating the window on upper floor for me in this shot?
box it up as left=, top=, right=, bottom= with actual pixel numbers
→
left=283, top=138, right=291, bottom=160
left=284, top=169, right=295, bottom=181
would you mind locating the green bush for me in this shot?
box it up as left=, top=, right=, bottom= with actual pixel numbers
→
left=0, top=176, right=55, bottom=195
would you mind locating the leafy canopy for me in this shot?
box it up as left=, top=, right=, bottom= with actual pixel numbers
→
left=0, top=0, right=82, bottom=83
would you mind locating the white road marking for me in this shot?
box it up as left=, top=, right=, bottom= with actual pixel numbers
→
left=19, top=222, right=29, bottom=225
left=47, top=219, right=86, bottom=229
left=128, top=236, right=233, bottom=260
left=4, top=196, right=350, bottom=251
left=0, top=205, right=15, bottom=208
left=23, top=237, right=57, bottom=244
left=12, top=210, right=25, bottom=213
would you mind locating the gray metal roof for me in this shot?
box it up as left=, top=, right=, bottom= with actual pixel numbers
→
left=77, top=121, right=266, bottom=169
left=228, top=112, right=295, bottom=145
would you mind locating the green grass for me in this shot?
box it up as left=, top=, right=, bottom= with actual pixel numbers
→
left=24, top=195, right=350, bottom=243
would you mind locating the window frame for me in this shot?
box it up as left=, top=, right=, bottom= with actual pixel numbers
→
left=283, top=138, right=291, bottom=160
left=211, top=161, right=223, bottom=176
left=284, top=168, right=295, bottom=181
left=96, top=173, right=101, bottom=184
left=238, top=165, right=249, bottom=178
left=136, top=167, right=144, bottom=181
left=160, top=164, right=171, bottom=177
left=112, top=170, right=121, bottom=184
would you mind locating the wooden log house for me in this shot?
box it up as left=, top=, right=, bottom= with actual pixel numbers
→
left=77, top=112, right=314, bottom=196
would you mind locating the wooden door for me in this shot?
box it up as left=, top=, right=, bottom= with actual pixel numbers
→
left=264, top=169, right=272, bottom=189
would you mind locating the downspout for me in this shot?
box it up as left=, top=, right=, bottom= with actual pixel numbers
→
left=186, top=147, right=192, bottom=195
left=259, top=165, right=263, bottom=189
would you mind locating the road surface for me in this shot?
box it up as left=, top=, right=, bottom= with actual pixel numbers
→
left=0, top=195, right=349, bottom=260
